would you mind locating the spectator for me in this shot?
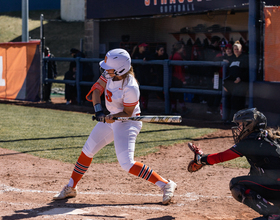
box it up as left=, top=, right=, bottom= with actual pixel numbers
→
left=223, top=41, right=249, bottom=123
left=131, top=43, right=151, bottom=112
left=221, top=43, right=234, bottom=120
left=149, top=45, right=168, bottom=101
left=169, top=41, right=189, bottom=114
left=43, top=47, right=57, bottom=102
left=64, top=62, right=77, bottom=105
left=223, top=43, right=234, bottom=63
left=203, top=36, right=222, bottom=114
left=69, top=47, right=85, bottom=83
left=204, top=36, right=221, bottom=62
left=70, top=48, right=94, bottom=104
left=70, top=48, right=85, bottom=59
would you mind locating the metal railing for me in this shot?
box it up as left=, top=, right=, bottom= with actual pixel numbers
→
left=43, top=57, right=228, bottom=119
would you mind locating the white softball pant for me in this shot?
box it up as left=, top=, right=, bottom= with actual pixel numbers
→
left=82, top=120, right=142, bottom=172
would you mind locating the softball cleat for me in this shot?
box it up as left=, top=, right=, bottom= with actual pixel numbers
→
left=162, top=179, right=177, bottom=205
left=53, top=185, right=77, bottom=200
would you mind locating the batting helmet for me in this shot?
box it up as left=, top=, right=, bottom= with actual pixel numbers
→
left=99, top=48, right=131, bottom=78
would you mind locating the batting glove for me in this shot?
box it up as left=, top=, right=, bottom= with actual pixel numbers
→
left=94, top=103, right=105, bottom=123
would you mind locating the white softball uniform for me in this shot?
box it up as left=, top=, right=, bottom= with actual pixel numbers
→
left=82, top=74, right=142, bottom=172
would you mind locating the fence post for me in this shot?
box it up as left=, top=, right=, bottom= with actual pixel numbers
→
left=76, top=58, right=81, bottom=104
left=222, top=61, right=228, bottom=121
left=163, top=59, right=170, bottom=114
left=42, top=58, right=46, bottom=101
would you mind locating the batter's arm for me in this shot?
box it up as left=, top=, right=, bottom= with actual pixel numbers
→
left=105, top=106, right=136, bottom=123
left=92, top=78, right=106, bottom=106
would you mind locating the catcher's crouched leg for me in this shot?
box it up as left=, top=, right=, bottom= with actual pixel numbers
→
left=229, top=179, right=280, bottom=216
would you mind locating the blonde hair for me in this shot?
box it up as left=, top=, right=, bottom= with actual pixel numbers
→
left=266, top=127, right=280, bottom=140
left=233, top=41, right=242, bottom=51
left=121, top=66, right=138, bottom=87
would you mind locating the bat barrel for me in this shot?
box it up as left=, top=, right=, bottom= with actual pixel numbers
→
left=93, top=115, right=182, bottom=123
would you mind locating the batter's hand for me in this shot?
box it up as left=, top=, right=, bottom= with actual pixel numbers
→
left=105, top=115, right=115, bottom=124
left=95, top=111, right=106, bottom=123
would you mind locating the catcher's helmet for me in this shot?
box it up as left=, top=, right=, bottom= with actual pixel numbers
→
left=232, top=108, right=267, bottom=143
left=99, top=48, right=131, bottom=78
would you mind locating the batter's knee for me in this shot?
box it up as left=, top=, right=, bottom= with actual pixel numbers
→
left=119, top=160, right=135, bottom=172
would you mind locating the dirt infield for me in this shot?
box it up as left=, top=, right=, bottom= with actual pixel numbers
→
left=0, top=98, right=262, bottom=220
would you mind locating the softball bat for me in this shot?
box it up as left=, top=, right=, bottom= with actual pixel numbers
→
left=92, top=115, right=182, bottom=123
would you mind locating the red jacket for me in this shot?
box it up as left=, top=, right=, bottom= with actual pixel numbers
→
left=170, top=52, right=185, bottom=82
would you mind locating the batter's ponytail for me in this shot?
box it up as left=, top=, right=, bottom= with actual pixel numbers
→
left=121, top=66, right=139, bottom=87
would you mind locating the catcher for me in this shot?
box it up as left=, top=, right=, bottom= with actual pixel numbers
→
left=188, top=108, right=280, bottom=220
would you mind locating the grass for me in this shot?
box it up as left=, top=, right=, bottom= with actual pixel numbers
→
left=0, top=10, right=84, bottom=76
left=221, top=157, right=250, bottom=169
left=1, top=104, right=217, bottom=164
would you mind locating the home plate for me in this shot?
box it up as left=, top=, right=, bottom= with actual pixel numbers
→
left=39, top=208, right=88, bottom=215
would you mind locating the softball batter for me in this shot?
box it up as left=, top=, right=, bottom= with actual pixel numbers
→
left=53, top=48, right=177, bottom=204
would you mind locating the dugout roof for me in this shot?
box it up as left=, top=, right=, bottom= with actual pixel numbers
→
left=87, top=0, right=279, bottom=20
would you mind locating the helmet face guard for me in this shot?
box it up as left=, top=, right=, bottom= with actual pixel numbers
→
left=232, top=124, right=240, bottom=144
left=232, top=122, right=251, bottom=144
left=231, top=108, right=267, bottom=143
left=99, top=67, right=117, bottom=79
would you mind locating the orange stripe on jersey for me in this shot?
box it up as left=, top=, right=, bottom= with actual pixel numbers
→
left=100, top=75, right=107, bottom=83
left=123, top=101, right=139, bottom=107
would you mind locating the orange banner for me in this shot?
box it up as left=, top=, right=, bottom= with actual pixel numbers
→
left=0, top=41, right=40, bottom=101
left=264, top=6, right=280, bottom=82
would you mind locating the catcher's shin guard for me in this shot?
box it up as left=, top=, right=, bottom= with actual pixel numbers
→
left=230, top=183, right=280, bottom=216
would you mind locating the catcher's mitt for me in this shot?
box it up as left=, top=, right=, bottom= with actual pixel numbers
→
left=187, top=160, right=204, bottom=173
left=187, top=142, right=205, bottom=173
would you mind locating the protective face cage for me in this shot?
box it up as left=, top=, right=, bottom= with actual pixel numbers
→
left=231, top=108, right=267, bottom=144
left=99, top=67, right=117, bottom=79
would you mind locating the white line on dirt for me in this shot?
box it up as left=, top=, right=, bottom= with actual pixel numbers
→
left=0, top=183, right=233, bottom=217
left=0, top=183, right=232, bottom=199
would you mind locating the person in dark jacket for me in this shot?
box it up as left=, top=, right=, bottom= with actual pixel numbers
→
left=149, top=45, right=168, bottom=100
left=203, top=36, right=222, bottom=114
left=43, top=47, right=57, bottom=102
left=223, top=41, right=249, bottom=122
left=188, top=108, right=280, bottom=220
left=64, top=62, right=77, bottom=105
left=169, top=41, right=189, bottom=114
left=131, top=43, right=151, bottom=111
left=70, top=48, right=94, bottom=104
left=70, top=48, right=85, bottom=59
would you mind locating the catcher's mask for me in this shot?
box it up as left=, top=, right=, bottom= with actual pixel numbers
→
left=231, top=108, right=267, bottom=144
